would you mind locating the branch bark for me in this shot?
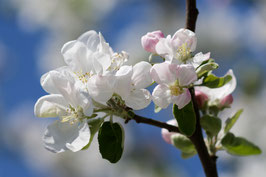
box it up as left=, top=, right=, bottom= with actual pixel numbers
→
left=185, top=1, right=219, bottom=177
left=130, top=114, right=180, bottom=133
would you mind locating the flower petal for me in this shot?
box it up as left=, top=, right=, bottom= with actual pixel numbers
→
left=87, top=75, right=115, bottom=103
left=191, top=52, right=210, bottom=68
left=150, top=62, right=178, bottom=85
left=161, top=119, right=178, bottom=144
left=152, top=84, right=172, bottom=109
left=176, top=64, right=197, bottom=86
left=172, top=28, right=197, bottom=52
left=114, top=65, right=133, bottom=99
left=132, top=61, right=153, bottom=89
left=34, top=94, right=68, bottom=118
left=77, top=30, right=99, bottom=52
left=43, top=120, right=90, bottom=153
left=125, top=89, right=151, bottom=110
left=172, top=88, right=191, bottom=109
left=155, top=35, right=174, bottom=62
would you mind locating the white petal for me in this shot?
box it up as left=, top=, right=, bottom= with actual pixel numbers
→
left=152, top=84, right=172, bottom=109
left=34, top=94, right=68, bottom=118
left=195, top=69, right=236, bottom=101
left=61, top=40, right=92, bottom=72
left=155, top=35, right=174, bottom=62
left=172, top=28, right=197, bottom=52
left=43, top=120, right=90, bottom=153
left=192, top=52, right=210, bottom=68
left=92, top=52, right=111, bottom=75
left=150, top=62, right=178, bottom=85
left=87, top=75, right=115, bottom=103
left=132, top=61, right=153, bottom=89
left=125, top=89, right=151, bottom=110
left=176, top=64, right=197, bottom=86
left=171, top=89, right=191, bottom=109
left=77, top=30, right=99, bottom=52
left=114, top=65, right=133, bottom=99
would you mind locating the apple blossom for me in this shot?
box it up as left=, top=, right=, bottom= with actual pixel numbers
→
left=61, top=30, right=129, bottom=103
left=34, top=68, right=93, bottom=153
left=155, top=28, right=210, bottom=67
left=151, top=62, right=197, bottom=109
left=195, top=69, right=236, bottom=108
left=114, top=61, right=153, bottom=110
left=141, top=30, right=164, bottom=53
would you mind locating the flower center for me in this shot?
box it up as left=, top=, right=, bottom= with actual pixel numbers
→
left=75, top=70, right=93, bottom=84
left=176, top=43, right=191, bottom=63
left=61, top=105, right=84, bottom=124
left=169, top=80, right=183, bottom=96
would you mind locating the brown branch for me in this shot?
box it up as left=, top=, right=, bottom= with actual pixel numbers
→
left=130, top=114, right=180, bottom=133
left=185, top=1, right=218, bottom=176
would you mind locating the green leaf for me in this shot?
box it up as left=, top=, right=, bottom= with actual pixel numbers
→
left=201, top=74, right=232, bottom=88
left=197, top=62, right=219, bottom=79
left=224, top=109, right=243, bottom=134
left=171, top=134, right=195, bottom=153
left=82, top=117, right=104, bottom=150
left=154, top=104, right=162, bottom=113
left=221, top=132, right=262, bottom=156
left=200, top=115, right=221, bottom=136
left=181, top=151, right=197, bottom=159
left=173, top=102, right=196, bottom=136
left=196, top=58, right=215, bottom=68
left=98, top=121, right=124, bottom=163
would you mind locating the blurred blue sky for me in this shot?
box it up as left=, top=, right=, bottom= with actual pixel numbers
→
left=0, top=0, right=266, bottom=177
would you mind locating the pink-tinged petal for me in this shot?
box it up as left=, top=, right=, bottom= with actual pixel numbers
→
left=132, top=61, right=153, bottom=89
left=195, top=89, right=209, bottom=109
left=87, top=75, right=115, bottom=103
left=125, top=89, right=151, bottom=110
left=176, top=64, right=197, bottom=86
left=151, top=62, right=178, bottom=85
left=155, top=35, right=174, bottom=61
left=152, top=84, right=172, bottom=109
left=219, top=94, right=233, bottom=108
left=43, top=120, right=90, bottom=153
left=172, top=28, right=197, bottom=52
left=114, top=65, right=133, bottom=99
left=172, top=89, right=191, bottom=109
left=34, top=94, right=68, bottom=118
left=161, top=119, right=178, bottom=144
left=141, top=30, right=164, bottom=53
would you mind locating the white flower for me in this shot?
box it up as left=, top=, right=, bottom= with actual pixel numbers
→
left=61, top=30, right=129, bottom=102
left=151, top=62, right=197, bottom=109
left=34, top=68, right=93, bottom=153
left=114, top=61, right=153, bottom=110
left=195, top=69, right=236, bottom=106
left=155, top=28, right=209, bottom=67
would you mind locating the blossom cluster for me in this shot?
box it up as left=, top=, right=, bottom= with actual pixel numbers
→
left=34, top=28, right=235, bottom=154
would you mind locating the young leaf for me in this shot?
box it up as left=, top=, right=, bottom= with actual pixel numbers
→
left=181, top=151, right=197, bottom=159
left=98, top=121, right=124, bottom=163
left=224, top=109, right=243, bottom=134
left=221, top=132, right=262, bottom=156
left=82, top=117, right=104, bottom=150
left=201, top=74, right=232, bottom=88
left=173, top=102, right=196, bottom=136
left=197, top=62, right=219, bottom=79
left=171, top=134, right=195, bottom=153
left=200, top=115, right=221, bottom=137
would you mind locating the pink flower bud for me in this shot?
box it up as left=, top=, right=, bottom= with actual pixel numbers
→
left=195, top=90, right=209, bottom=109
left=161, top=119, right=177, bottom=144
left=220, top=94, right=233, bottom=108
left=141, top=30, right=164, bottom=53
